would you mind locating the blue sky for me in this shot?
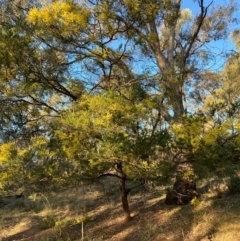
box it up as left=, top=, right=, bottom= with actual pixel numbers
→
left=181, top=0, right=240, bottom=71
left=182, top=0, right=239, bottom=52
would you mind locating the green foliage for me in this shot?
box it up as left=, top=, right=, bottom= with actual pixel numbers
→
left=54, top=91, right=169, bottom=181
left=171, top=114, right=207, bottom=151
left=54, top=215, right=95, bottom=231
left=40, top=215, right=56, bottom=230
left=76, top=215, right=95, bottom=224
left=26, top=192, right=55, bottom=213
left=0, top=159, right=25, bottom=194
left=170, top=114, right=240, bottom=177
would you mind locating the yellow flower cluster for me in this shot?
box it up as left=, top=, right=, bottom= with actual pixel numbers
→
left=27, top=2, right=90, bottom=35
left=0, top=142, right=15, bottom=163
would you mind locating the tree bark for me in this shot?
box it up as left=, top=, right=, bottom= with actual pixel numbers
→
left=149, top=29, right=185, bottom=122
left=145, top=0, right=212, bottom=123
left=116, top=162, right=132, bottom=221
left=171, top=84, right=185, bottom=122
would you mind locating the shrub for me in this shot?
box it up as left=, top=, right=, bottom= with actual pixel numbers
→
left=40, top=215, right=56, bottom=230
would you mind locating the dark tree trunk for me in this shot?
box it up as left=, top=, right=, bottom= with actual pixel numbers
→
left=116, top=162, right=132, bottom=221
left=171, top=84, right=185, bottom=122
left=165, top=176, right=199, bottom=205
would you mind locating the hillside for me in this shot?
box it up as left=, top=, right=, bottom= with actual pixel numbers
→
left=1, top=178, right=240, bottom=241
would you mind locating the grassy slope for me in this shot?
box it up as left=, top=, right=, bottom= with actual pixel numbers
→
left=1, top=178, right=240, bottom=241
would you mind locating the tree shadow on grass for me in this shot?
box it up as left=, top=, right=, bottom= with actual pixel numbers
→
left=82, top=191, right=240, bottom=241
left=2, top=182, right=240, bottom=241
left=0, top=191, right=215, bottom=241
left=1, top=217, right=42, bottom=241
left=79, top=193, right=197, bottom=241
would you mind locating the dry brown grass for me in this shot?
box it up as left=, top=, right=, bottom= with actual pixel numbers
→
left=1, top=177, right=240, bottom=241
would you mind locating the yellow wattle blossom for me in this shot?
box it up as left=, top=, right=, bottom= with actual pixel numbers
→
left=0, top=142, right=15, bottom=163
left=18, top=149, right=28, bottom=157
left=27, top=2, right=90, bottom=35
left=105, top=112, right=112, bottom=121
left=27, top=7, right=39, bottom=24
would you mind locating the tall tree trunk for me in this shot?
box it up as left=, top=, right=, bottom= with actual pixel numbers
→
left=116, top=162, right=132, bottom=221
left=151, top=38, right=185, bottom=122
left=171, top=84, right=185, bottom=122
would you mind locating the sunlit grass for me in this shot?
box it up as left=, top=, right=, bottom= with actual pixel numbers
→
left=0, top=177, right=240, bottom=241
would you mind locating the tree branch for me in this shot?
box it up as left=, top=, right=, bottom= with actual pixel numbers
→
left=97, top=173, right=123, bottom=179
left=184, top=0, right=213, bottom=65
